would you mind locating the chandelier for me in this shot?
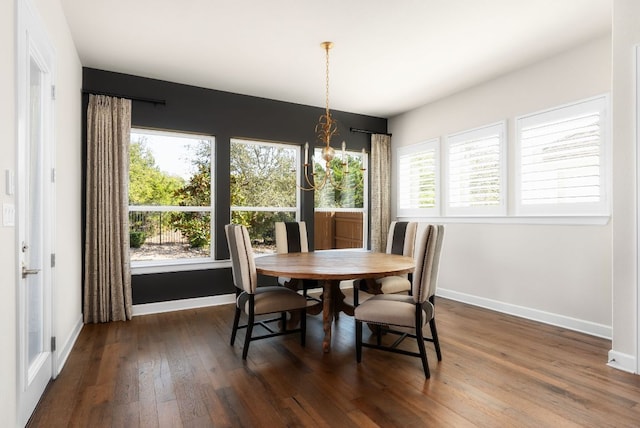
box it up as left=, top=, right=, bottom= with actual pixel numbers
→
left=300, top=41, right=364, bottom=191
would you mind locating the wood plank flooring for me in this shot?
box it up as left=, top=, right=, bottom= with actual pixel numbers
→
left=27, top=298, right=640, bottom=427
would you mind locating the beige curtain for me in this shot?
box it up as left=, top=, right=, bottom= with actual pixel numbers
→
left=370, top=133, right=391, bottom=252
left=84, top=94, right=133, bottom=323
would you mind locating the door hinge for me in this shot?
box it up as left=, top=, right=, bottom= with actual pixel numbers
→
left=51, top=85, right=56, bottom=100
left=51, top=337, right=56, bottom=352
left=51, top=253, right=55, bottom=267
left=51, top=168, right=55, bottom=183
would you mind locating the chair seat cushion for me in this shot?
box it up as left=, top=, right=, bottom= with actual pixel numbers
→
left=238, top=286, right=307, bottom=315
left=354, top=294, right=433, bottom=328
left=342, top=288, right=375, bottom=307
left=376, top=275, right=411, bottom=294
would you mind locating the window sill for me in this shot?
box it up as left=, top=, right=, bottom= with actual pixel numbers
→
left=396, top=215, right=611, bottom=226
left=131, top=259, right=231, bottom=275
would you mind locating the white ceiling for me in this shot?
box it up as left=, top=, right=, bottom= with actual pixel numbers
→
left=60, top=0, right=611, bottom=118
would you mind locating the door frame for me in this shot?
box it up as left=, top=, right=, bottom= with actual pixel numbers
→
left=15, top=0, right=56, bottom=424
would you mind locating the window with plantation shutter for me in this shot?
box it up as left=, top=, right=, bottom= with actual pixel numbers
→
left=445, top=122, right=506, bottom=216
left=515, top=96, right=609, bottom=216
left=397, top=139, right=440, bottom=217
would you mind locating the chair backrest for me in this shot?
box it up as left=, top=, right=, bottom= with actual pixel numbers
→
left=225, top=224, right=258, bottom=294
left=275, top=221, right=309, bottom=253
left=385, top=221, right=418, bottom=257
left=411, top=224, right=445, bottom=304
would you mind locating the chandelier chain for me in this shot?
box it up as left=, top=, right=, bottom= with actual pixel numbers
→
left=325, top=43, right=330, bottom=117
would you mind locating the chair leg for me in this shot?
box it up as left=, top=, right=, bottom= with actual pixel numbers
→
left=281, top=312, right=287, bottom=332
left=415, top=306, right=430, bottom=378
left=242, top=309, right=255, bottom=360
left=376, top=324, right=382, bottom=346
left=429, top=318, right=442, bottom=361
left=428, top=296, right=442, bottom=361
left=300, top=308, right=306, bottom=347
left=355, top=320, right=363, bottom=362
left=230, top=306, right=241, bottom=346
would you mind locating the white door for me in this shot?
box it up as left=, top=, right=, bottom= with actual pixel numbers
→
left=16, top=1, right=55, bottom=425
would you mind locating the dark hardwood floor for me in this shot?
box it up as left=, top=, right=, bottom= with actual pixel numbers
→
left=28, top=298, right=640, bottom=427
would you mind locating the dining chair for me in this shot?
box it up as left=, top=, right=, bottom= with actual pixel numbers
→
left=275, top=221, right=309, bottom=289
left=349, top=221, right=418, bottom=306
left=225, top=224, right=308, bottom=359
left=353, top=224, right=444, bottom=378
left=274, top=221, right=322, bottom=306
left=375, top=221, right=418, bottom=294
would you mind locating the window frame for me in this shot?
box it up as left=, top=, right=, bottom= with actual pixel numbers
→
left=444, top=121, right=507, bottom=217
left=514, top=95, right=610, bottom=217
left=313, top=147, right=369, bottom=250
left=396, top=138, right=441, bottom=218
left=129, top=128, right=216, bottom=274
left=229, top=138, right=302, bottom=253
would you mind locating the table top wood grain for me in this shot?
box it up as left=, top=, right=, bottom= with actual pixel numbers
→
left=254, top=250, right=415, bottom=280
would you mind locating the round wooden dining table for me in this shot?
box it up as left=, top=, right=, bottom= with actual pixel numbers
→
left=254, top=250, right=415, bottom=352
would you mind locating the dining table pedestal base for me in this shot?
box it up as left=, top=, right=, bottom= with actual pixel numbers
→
left=320, top=280, right=354, bottom=352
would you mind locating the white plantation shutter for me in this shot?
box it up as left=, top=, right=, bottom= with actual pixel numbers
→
left=516, top=96, right=608, bottom=215
left=445, top=122, right=506, bottom=215
left=397, top=139, right=439, bottom=216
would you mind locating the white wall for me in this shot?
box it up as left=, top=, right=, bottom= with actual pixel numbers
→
left=1, top=0, right=18, bottom=423
left=389, top=37, right=613, bottom=337
left=611, top=0, right=640, bottom=373
left=1, top=0, right=82, bottom=425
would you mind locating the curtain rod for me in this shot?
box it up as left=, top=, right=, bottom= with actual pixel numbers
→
left=82, top=89, right=166, bottom=106
left=350, top=127, right=392, bottom=137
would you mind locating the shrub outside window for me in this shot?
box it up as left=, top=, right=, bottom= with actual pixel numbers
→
left=230, top=139, right=299, bottom=253
left=313, top=148, right=368, bottom=250
left=128, top=129, right=214, bottom=266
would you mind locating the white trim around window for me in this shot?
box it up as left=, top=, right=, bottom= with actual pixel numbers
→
left=396, top=138, right=440, bottom=217
left=444, top=121, right=507, bottom=216
left=515, top=94, right=610, bottom=217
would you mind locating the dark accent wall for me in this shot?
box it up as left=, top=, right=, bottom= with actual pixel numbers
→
left=82, top=67, right=387, bottom=304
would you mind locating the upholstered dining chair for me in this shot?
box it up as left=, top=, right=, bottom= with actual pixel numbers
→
left=349, top=221, right=418, bottom=306
left=353, top=224, right=444, bottom=378
left=375, top=221, right=418, bottom=294
left=225, top=224, right=308, bottom=359
left=275, top=221, right=309, bottom=289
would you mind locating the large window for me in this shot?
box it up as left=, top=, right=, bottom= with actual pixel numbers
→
left=445, top=122, right=506, bottom=216
left=230, top=139, right=299, bottom=253
left=515, top=95, right=609, bottom=216
left=129, top=129, right=214, bottom=266
left=313, top=148, right=367, bottom=250
left=397, top=139, right=440, bottom=217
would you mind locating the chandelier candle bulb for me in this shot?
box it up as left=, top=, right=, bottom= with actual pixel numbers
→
left=304, top=142, right=309, bottom=165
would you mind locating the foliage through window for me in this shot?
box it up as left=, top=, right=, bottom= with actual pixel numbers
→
left=313, top=148, right=367, bottom=250
left=129, top=129, right=214, bottom=264
left=230, top=139, right=298, bottom=253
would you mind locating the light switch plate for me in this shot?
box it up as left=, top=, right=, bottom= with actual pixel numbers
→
left=5, top=170, right=14, bottom=195
left=3, top=203, right=15, bottom=227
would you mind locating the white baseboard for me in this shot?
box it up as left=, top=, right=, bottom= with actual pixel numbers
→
left=607, top=350, right=637, bottom=374
left=132, top=294, right=236, bottom=317
left=54, top=313, right=83, bottom=377
left=437, top=288, right=612, bottom=339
